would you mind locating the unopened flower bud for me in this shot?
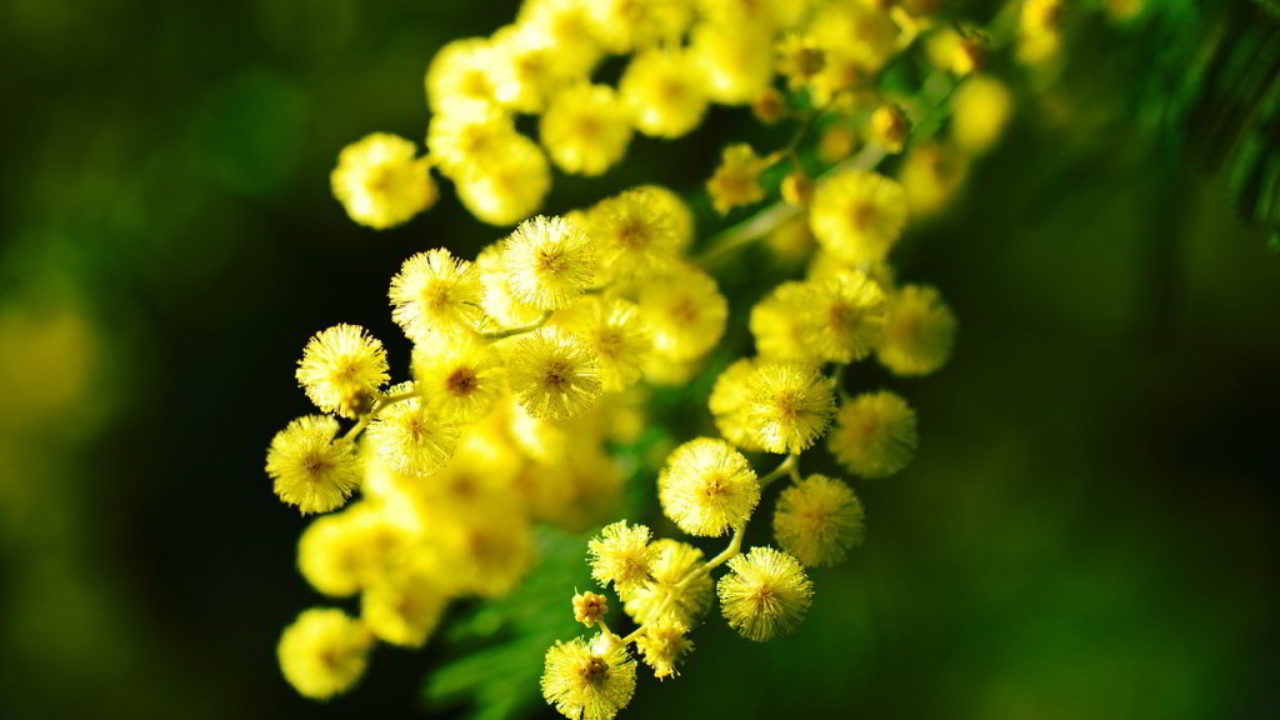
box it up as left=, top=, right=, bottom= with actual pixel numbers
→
left=870, top=104, right=910, bottom=154
left=781, top=171, right=814, bottom=207
left=751, top=88, right=786, bottom=125
left=572, top=591, right=609, bottom=627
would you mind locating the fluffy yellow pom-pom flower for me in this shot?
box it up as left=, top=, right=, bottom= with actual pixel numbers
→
left=413, top=337, right=505, bottom=423
left=297, top=503, right=413, bottom=592
left=365, top=384, right=460, bottom=476
left=828, top=390, right=919, bottom=478
left=425, top=103, right=519, bottom=179
left=877, top=284, right=956, bottom=376
left=802, top=270, right=888, bottom=363
left=295, top=324, right=389, bottom=418
left=810, top=168, right=908, bottom=265
left=361, top=564, right=448, bottom=648
left=503, top=214, right=599, bottom=310
left=744, top=362, right=835, bottom=454
left=619, top=48, right=708, bottom=138
left=634, top=184, right=694, bottom=250
left=621, top=539, right=713, bottom=627
left=424, top=37, right=499, bottom=113
left=389, top=249, right=485, bottom=342
left=277, top=608, right=373, bottom=700
left=267, top=415, right=361, bottom=514
left=635, top=622, right=693, bottom=679
left=297, top=512, right=365, bottom=597
left=588, top=520, right=657, bottom=593
left=489, top=22, right=577, bottom=114
left=541, top=633, right=637, bottom=720
left=587, top=187, right=684, bottom=278
left=637, top=266, right=728, bottom=361
left=519, top=0, right=604, bottom=77
left=551, top=296, right=650, bottom=391
left=505, top=328, right=603, bottom=421
left=659, top=438, right=760, bottom=536
left=773, top=474, right=865, bottom=567
left=330, top=133, right=436, bottom=230
left=809, top=2, right=899, bottom=76
left=540, top=83, right=632, bottom=176
left=692, top=20, right=774, bottom=105
left=455, top=134, right=552, bottom=226
left=435, top=511, right=535, bottom=598
left=717, top=546, right=814, bottom=642
left=309, top=509, right=413, bottom=594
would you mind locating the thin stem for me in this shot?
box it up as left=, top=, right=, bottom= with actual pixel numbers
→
left=695, top=203, right=801, bottom=267
left=758, top=453, right=799, bottom=489
left=378, top=389, right=418, bottom=404
left=763, top=110, right=819, bottom=168
left=830, top=362, right=853, bottom=401
left=474, top=311, right=551, bottom=340
left=340, top=414, right=374, bottom=443
left=701, top=523, right=746, bottom=573
left=786, top=111, right=819, bottom=154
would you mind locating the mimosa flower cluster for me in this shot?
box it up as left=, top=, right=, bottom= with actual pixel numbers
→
left=266, top=0, right=1068, bottom=709
left=270, top=187, right=729, bottom=698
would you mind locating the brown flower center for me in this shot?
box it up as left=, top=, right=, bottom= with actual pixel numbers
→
left=536, top=247, right=569, bottom=275
left=302, top=452, right=332, bottom=477
left=579, top=656, right=609, bottom=684
left=542, top=359, right=573, bottom=389
left=851, top=202, right=878, bottom=231
left=667, top=297, right=699, bottom=326
left=616, top=218, right=651, bottom=250
left=446, top=367, right=478, bottom=396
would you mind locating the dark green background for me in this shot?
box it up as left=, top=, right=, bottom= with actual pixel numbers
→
left=1, top=1, right=1277, bottom=719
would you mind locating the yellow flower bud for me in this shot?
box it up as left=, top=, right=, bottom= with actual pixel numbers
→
left=572, top=591, right=609, bottom=627
left=869, top=103, right=910, bottom=154
left=781, top=170, right=814, bottom=207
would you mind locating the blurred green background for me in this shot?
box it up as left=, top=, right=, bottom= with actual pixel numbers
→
left=1, top=1, right=1277, bottom=719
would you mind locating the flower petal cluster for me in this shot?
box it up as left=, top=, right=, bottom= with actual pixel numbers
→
left=279, top=0, right=1012, bottom=714
left=717, top=546, right=814, bottom=642
left=541, top=634, right=637, bottom=720
left=658, top=438, right=760, bottom=536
